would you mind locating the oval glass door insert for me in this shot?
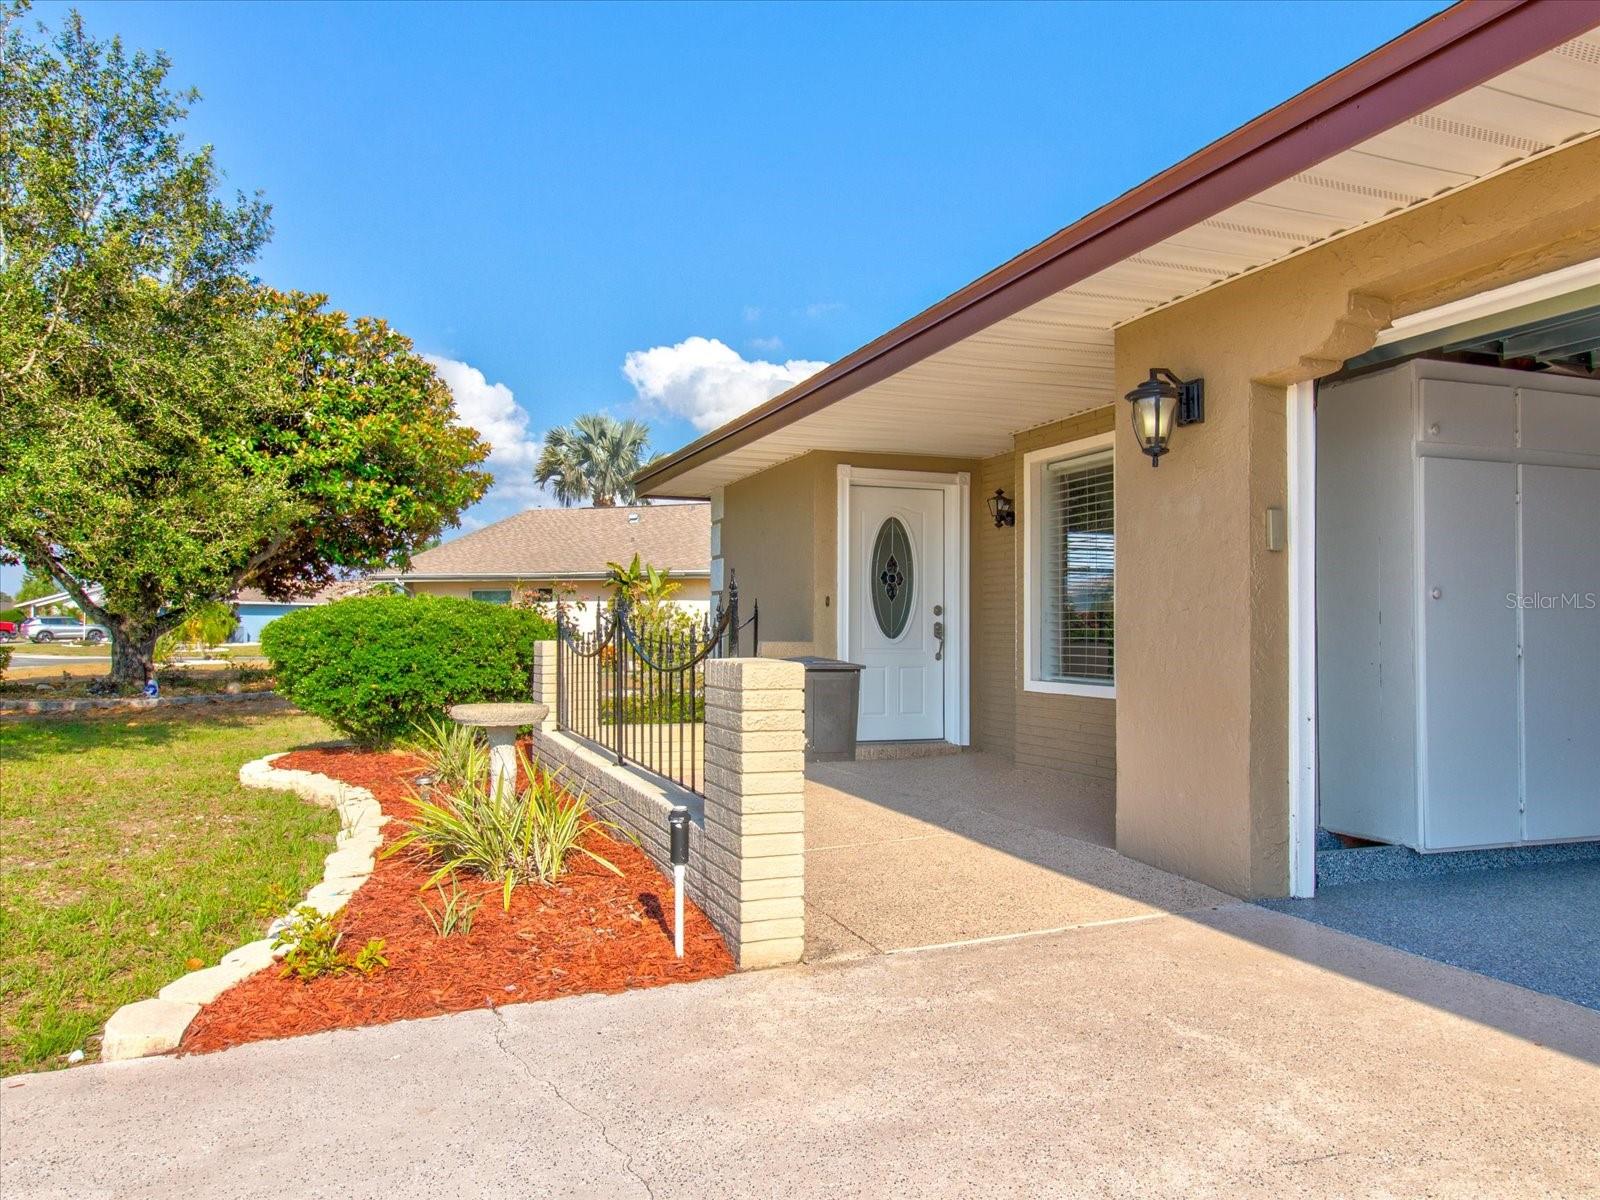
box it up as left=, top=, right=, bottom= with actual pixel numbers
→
left=871, top=517, right=914, bottom=638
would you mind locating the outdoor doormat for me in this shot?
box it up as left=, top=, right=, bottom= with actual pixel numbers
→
left=182, top=746, right=732, bottom=1054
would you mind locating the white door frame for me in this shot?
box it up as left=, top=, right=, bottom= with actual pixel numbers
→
left=1287, top=380, right=1318, bottom=898
left=836, top=465, right=971, bottom=745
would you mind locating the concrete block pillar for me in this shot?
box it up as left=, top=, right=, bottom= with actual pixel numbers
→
left=530, top=639, right=557, bottom=714
left=700, top=657, right=806, bottom=968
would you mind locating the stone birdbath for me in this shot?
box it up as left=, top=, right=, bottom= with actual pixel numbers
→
left=448, top=702, right=548, bottom=798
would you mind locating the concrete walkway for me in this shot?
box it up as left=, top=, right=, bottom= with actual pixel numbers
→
left=804, top=753, right=1229, bottom=959
left=5, top=904, right=1596, bottom=1199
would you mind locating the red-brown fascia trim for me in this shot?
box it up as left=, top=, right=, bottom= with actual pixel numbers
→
left=637, top=0, right=1599, bottom=496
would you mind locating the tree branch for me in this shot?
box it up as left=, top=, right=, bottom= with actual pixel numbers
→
left=22, top=536, right=114, bottom=628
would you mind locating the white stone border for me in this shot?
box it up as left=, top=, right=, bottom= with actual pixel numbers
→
left=99, top=753, right=387, bottom=1062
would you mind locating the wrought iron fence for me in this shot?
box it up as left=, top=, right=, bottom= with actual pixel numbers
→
left=555, top=576, right=758, bottom=796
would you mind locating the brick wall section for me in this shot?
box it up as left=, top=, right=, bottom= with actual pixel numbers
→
left=528, top=642, right=804, bottom=969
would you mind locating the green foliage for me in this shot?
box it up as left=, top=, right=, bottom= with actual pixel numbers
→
left=600, top=693, right=705, bottom=725
left=261, top=594, right=554, bottom=746
left=273, top=906, right=345, bottom=982
left=389, top=749, right=629, bottom=910
left=272, top=906, right=388, bottom=981
left=404, top=716, right=490, bottom=793
left=419, top=879, right=482, bottom=938
left=13, top=572, right=59, bottom=605
left=351, top=938, right=388, bottom=975
left=0, top=8, right=490, bottom=687
left=0, top=644, right=11, bottom=676
left=604, top=553, right=680, bottom=606
left=535, top=414, right=651, bottom=507
left=154, top=600, right=238, bottom=661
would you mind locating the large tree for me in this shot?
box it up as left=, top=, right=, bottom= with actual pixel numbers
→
left=534, top=413, right=651, bottom=507
left=0, top=6, right=491, bottom=686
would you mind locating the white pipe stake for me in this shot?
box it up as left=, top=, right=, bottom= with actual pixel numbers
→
left=673, top=864, right=685, bottom=958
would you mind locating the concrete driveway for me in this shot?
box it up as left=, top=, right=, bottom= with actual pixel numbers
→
left=4, top=903, right=1596, bottom=1199
left=804, top=753, right=1230, bottom=959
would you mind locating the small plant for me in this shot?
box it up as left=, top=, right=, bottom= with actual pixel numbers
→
left=273, top=906, right=346, bottom=982
left=271, top=907, right=390, bottom=981
left=404, top=716, right=490, bottom=793
left=389, top=748, right=631, bottom=910
left=351, top=938, right=388, bottom=975
left=419, top=878, right=482, bottom=938
left=253, top=881, right=292, bottom=922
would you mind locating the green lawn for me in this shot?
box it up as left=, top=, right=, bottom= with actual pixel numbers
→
left=0, top=709, right=339, bottom=1074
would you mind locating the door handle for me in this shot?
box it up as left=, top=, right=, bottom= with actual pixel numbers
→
left=932, top=619, right=944, bottom=661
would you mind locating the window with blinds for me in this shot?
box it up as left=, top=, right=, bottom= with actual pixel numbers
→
left=1036, top=449, right=1114, bottom=685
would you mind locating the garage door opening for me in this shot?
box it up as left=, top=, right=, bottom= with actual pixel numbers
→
left=1273, top=271, right=1600, bottom=1009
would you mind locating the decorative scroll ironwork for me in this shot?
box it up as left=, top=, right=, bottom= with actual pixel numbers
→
left=555, top=572, right=759, bottom=797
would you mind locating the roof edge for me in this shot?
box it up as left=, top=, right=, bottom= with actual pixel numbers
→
left=637, top=0, right=1597, bottom=497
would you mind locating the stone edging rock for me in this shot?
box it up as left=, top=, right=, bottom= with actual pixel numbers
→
left=99, top=753, right=387, bottom=1063
left=0, top=691, right=288, bottom=717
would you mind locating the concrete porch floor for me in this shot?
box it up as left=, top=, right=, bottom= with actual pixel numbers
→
left=803, top=752, right=1230, bottom=959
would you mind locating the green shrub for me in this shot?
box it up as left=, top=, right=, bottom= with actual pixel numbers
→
left=0, top=645, right=11, bottom=677
left=262, top=594, right=554, bottom=745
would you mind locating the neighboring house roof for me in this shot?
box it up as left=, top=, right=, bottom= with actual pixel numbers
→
left=636, top=1, right=1600, bottom=497
left=385, top=504, right=711, bottom=581
left=235, top=579, right=377, bottom=606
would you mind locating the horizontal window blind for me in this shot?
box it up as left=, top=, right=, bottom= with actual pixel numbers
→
left=1039, top=451, right=1114, bottom=684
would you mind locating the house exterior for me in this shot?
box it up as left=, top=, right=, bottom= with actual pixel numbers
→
left=635, top=3, right=1600, bottom=902
left=383, top=503, right=713, bottom=614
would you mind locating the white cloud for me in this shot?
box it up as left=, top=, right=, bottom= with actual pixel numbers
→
left=425, top=354, right=552, bottom=517
left=622, top=336, right=828, bottom=432
left=747, top=335, right=784, bottom=354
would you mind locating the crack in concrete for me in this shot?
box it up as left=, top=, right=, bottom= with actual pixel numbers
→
left=489, top=1008, right=656, bottom=1200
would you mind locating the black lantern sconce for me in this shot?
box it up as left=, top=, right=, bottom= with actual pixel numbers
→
left=987, top=488, right=1016, bottom=528
left=1124, top=368, right=1205, bottom=467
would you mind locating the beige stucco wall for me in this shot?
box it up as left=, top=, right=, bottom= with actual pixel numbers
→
left=720, top=428, right=1118, bottom=781
left=970, top=408, right=1118, bottom=779
left=1113, top=136, right=1600, bottom=898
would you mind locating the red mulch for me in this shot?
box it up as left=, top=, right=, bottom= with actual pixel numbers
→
left=181, top=746, right=733, bottom=1054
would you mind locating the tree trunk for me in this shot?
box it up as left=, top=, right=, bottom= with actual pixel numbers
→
left=108, top=624, right=159, bottom=692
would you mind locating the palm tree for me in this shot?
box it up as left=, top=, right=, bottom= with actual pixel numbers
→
left=534, top=414, right=651, bottom=507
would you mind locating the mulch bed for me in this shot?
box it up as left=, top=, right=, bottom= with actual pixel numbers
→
left=181, top=745, right=733, bottom=1054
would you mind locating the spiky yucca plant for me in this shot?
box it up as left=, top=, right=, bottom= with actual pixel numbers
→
left=389, top=748, right=629, bottom=909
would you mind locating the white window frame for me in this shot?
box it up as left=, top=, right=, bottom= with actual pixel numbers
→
left=1022, top=431, right=1116, bottom=698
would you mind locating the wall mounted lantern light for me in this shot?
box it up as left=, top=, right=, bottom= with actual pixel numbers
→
left=987, top=488, right=1016, bottom=528
left=1125, top=368, right=1205, bottom=467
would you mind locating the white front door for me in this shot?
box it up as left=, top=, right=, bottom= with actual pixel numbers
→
left=848, top=485, right=945, bottom=741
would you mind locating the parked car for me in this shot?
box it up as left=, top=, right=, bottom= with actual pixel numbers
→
left=0, top=620, right=19, bottom=642
left=21, top=615, right=109, bottom=644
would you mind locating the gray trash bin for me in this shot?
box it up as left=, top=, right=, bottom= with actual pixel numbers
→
left=786, top=656, right=864, bottom=763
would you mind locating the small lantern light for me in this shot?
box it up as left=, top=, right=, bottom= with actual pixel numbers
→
left=987, top=488, right=1016, bottom=528
left=1125, top=368, right=1205, bottom=467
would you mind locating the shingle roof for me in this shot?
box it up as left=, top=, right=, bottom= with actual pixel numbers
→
left=387, top=504, right=711, bottom=580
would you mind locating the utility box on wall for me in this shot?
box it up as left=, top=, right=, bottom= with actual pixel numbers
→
left=1317, top=359, right=1600, bottom=852
left=787, top=656, right=864, bottom=762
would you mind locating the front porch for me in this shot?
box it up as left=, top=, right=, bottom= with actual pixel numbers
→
left=802, top=752, right=1227, bottom=960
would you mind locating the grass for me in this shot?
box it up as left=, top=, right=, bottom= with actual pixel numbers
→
left=0, top=708, right=339, bottom=1075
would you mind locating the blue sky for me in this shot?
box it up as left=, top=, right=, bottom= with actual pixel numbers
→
left=7, top=0, right=1447, bottom=598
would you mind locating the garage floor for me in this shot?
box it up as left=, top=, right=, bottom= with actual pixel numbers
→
left=1259, top=859, right=1600, bottom=1010
left=802, top=752, right=1229, bottom=960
